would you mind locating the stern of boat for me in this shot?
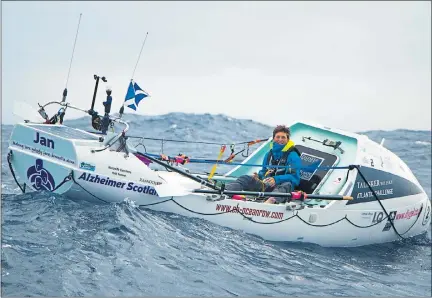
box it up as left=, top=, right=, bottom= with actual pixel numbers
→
left=7, top=123, right=93, bottom=194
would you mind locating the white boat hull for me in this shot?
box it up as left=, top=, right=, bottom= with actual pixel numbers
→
left=65, top=178, right=431, bottom=247
left=7, top=122, right=431, bottom=247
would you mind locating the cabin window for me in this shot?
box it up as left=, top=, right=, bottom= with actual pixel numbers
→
left=295, top=145, right=338, bottom=193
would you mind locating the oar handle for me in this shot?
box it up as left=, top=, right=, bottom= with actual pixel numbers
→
left=307, top=194, right=353, bottom=200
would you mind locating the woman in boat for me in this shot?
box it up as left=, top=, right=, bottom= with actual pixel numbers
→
left=225, top=125, right=302, bottom=204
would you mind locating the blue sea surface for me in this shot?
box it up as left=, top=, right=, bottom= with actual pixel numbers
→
left=1, top=113, right=431, bottom=296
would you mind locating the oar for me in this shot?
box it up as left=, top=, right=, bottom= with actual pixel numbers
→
left=207, top=145, right=226, bottom=180
left=137, top=151, right=218, bottom=190
left=192, top=189, right=353, bottom=201
left=13, top=101, right=44, bottom=123
left=153, top=182, right=193, bottom=197
left=153, top=182, right=352, bottom=200
left=139, top=150, right=352, bottom=201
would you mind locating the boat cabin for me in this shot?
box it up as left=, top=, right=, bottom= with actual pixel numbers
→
left=224, top=121, right=359, bottom=205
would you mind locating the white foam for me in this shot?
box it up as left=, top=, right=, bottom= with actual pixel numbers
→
left=123, top=197, right=138, bottom=208
left=415, top=141, right=431, bottom=146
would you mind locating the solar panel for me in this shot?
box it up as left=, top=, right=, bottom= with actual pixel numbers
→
left=29, top=125, right=100, bottom=141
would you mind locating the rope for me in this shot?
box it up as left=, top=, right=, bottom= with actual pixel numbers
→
left=70, top=172, right=110, bottom=203
left=344, top=215, right=389, bottom=228
left=170, top=199, right=237, bottom=216
left=293, top=212, right=347, bottom=227
left=7, top=151, right=72, bottom=194
left=138, top=165, right=424, bottom=234
left=167, top=198, right=423, bottom=231
left=349, top=165, right=424, bottom=239
left=52, top=172, right=73, bottom=191
left=399, top=207, right=423, bottom=235
left=155, top=198, right=417, bottom=229
left=138, top=197, right=175, bottom=207
left=7, top=151, right=26, bottom=193
left=234, top=204, right=299, bottom=224
left=353, top=165, right=405, bottom=239
left=6, top=150, right=424, bottom=237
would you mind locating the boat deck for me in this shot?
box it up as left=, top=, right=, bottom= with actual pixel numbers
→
left=28, top=124, right=100, bottom=141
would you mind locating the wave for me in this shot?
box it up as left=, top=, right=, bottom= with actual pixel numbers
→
left=1, top=112, right=431, bottom=297
left=415, top=141, right=431, bottom=146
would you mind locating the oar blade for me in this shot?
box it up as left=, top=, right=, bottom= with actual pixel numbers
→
left=154, top=183, right=191, bottom=198
left=13, top=101, right=43, bottom=123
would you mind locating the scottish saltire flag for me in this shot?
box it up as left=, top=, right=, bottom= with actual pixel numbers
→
left=124, top=80, right=149, bottom=111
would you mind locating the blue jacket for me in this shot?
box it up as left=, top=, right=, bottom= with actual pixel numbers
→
left=258, top=140, right=302, bottom=187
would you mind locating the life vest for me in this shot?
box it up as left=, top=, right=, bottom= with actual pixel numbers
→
left=264, top=140, right=301, bottom=177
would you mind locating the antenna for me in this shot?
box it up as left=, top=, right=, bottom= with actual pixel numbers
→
left=62, top=13, right=83, bottom=103
left=131, top=32, right=149, bottom=80
left=119, top=32, right=149, bottom=118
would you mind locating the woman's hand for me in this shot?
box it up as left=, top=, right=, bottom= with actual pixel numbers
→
left=264, top=197, right=276, bottom=204
left=262, top=177, right=275, bottom=187
left=252, top=172, right=259, bottom=180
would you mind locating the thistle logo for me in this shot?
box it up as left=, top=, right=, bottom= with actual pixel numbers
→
left=27, top=159, right=56, bottom=191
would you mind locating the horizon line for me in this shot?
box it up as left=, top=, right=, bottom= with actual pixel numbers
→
left=1, top=111, right=431, bottom=133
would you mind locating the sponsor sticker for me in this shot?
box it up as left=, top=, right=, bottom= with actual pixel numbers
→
left=78, top=172, right=158, bottom=196
left=139, top=178, right=162, bottom=185
left=108, top=165, right=132, bottom=177
left=395, top=208, right=421, bottom=220
left=80, top=162, right=96, bottom=171
left=361, top=211, right=374, bottom=219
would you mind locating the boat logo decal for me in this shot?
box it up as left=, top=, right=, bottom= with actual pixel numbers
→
left=377, top=208, right=422, bottom=232
left=27, top=159, right=56, bottom=191
left=80, top=162, right=96, bottom=171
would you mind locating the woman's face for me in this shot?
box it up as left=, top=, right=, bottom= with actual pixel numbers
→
left=273, top=132, right=288, bottom=145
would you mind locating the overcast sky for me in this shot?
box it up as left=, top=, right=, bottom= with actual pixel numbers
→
left=2, top=1, right=431, bottom=132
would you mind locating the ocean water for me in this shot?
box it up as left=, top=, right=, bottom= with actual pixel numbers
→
left=1, top=113, right=431, bottom=297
